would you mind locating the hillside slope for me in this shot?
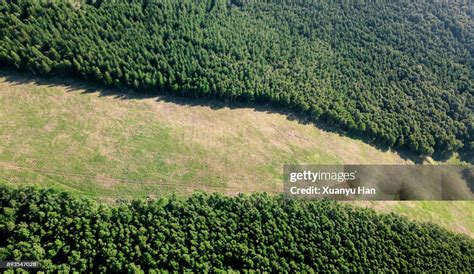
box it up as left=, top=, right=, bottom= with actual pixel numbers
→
left=1, top=0, right=472, bottom=156
left=0, top=73, right=472, bottom=237
left=0, top=73, right=409, bottom=197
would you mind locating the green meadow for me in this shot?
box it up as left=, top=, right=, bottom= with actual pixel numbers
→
left=0, top=73, right=471, bottom=236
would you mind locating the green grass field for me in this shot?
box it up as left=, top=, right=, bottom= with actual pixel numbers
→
left=0, top=72, right=471, bottom=236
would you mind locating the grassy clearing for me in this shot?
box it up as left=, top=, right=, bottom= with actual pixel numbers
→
left=0, top=73, right=471, bottom=236
left=352, top=201, right=474, bottom=238
left=0, top=74, right=409, bottom=197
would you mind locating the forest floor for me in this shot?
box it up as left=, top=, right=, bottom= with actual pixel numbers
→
left=0, top=72, right=471, bottom=237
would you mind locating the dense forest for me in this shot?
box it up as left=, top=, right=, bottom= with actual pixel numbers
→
left=0, top=0, right=472, bottom=156
left=0, top=186, right=472, bottom=272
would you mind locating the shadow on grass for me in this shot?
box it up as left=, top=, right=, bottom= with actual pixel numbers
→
left=0, top=69, right=458, bottom=165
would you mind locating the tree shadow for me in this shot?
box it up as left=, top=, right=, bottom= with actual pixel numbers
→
left=458, top=149, right=473, bottom=165
left=0, top=70, right=447, bottom=165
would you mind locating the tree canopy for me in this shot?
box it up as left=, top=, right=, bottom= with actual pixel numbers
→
left=0, top=0, right=472, bottom=156
left=0, top=186, right=472, bottom=272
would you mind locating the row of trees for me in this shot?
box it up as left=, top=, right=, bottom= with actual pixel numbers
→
left=0, top=185, right=472, bottom=272
left=0, top=0, right=472, bottom=156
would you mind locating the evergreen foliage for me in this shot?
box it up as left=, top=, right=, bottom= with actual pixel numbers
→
left=0, top=186, right=473, bottom=272
left=0, top=0, right=472, bottom=156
